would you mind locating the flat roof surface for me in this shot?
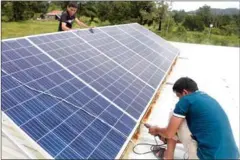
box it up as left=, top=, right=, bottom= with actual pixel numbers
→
left=127, top=42, right=239, bottom=159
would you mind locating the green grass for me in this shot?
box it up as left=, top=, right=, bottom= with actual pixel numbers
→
left=2, top=19, right=239, bottom=47
left=1, top=18, right=108, bottom=39
left=2, top=20, right=60, bottom=39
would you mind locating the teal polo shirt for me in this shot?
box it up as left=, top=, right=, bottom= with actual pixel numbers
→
left=173, top=91, right=239, bottom=159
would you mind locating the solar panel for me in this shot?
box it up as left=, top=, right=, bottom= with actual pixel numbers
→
left=29, top=29, right=155, bottom=119
left=1, top=23, right=179, bottom=159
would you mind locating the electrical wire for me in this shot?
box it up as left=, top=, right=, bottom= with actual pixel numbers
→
left=132, top=136, right=167, bottom=155
left=132, top=135, right=189, bottom=159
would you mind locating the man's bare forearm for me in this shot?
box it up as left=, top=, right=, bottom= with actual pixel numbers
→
left=76, top=18, right=88, bottom=28
left=79, top=21, right=88, bottom=28
left=156, top=127, right=169, bottom=138
left=62, top=26, right=70, bottom=31
left=158, top=116, right=184, bottom=139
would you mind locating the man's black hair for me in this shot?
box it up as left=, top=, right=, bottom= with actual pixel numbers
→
left=68, top=2, right=78, bottom=8
left=172, top=77, right=198, bottom=93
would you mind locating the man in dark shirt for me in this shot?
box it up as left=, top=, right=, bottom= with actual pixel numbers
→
left=58, top=2, right=89, bottom=31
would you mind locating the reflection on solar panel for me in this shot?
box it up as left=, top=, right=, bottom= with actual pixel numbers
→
left=1, top=23, right=179, bottom=159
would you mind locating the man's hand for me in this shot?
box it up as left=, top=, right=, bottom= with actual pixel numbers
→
left=61, top=22, right=71, bottom=31
left=89, top=27, right=94, bottom=33
left=148, top=126, right=160, bottom=136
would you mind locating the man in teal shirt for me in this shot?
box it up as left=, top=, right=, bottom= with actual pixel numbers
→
left=148, top=77, right=239, bottom=159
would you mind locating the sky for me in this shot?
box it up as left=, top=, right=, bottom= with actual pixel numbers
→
left=171, top=2, right=239, bottom=11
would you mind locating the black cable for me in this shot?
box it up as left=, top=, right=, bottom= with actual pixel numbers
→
left=132, top=135, right=189, bottom=159
left=132, top=136, right=167, bottom=155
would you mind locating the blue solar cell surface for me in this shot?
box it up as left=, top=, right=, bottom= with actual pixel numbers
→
left=2, top=38, right=136, bottom=159
left=30, top=30, right=155, bottom=119
left=76, top=27, right=167, bottom=89
left=1, top=23, right=179, bottom=159
left=129, top=23, right=179, bottom=59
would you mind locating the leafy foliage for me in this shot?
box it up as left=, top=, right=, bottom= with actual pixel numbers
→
left=183, top=15, right=205, bottom=31
left=1, top=1, right=239, bottom=46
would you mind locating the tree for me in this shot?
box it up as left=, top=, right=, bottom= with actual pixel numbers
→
left=95, top=2, right=111, bottom=22
left=12, top=2, right=27, bottom=21
left=183, top=15, right=204, bottom=31
left=1, top=2, right=14, bottom=21
left=79, top=2, right=98, bottom=23
left=172, top=10, right=186, bottom=24
left=60, top=1, right=69, bottom=10
left=138, top=2, right=155, bottom=25
left=232, top=14, right=240, bottom=35
left=109, top=2, right=132, bottom=24
left=221, top=21, right=239, bottom=36
left=2, top=1, right=49, bottom=21
left=96, top=2, right=132, bottom=24
left=29, top=1, right=49, bottom=14
left=48, top=1, right=62, bottom=12
left=129, top=1, right=154, bottom=24
left=162, top=15, right=176, bottom=34
left=213, top=15, right=231, bottom=28
left=155, top=1, right=168, bottom=31
left=196, top=5, right=212, bottom=26
left=194, top=15, right=205, bottom=31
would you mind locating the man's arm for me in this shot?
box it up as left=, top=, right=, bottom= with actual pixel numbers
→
left=75, top=18, right=89, bottom=28
left=149, top=116, right=184, bottom=139
left=61, top=22, right=71, bottom=31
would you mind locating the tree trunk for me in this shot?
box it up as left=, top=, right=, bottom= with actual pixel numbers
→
left=158, top=17, right=162, bottom=31
left=90, top=16, right=94, bottom=23
left=139, top=16, right=143, bottom=25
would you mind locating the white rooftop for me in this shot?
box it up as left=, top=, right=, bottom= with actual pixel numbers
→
left=126, top=42, right=239, bottom=159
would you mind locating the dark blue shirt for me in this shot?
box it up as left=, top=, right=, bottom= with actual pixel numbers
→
left=174, top=91, right=239, bottom=159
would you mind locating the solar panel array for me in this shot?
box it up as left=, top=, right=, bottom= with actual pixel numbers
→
left=1, top=23, right=179, bottom=159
